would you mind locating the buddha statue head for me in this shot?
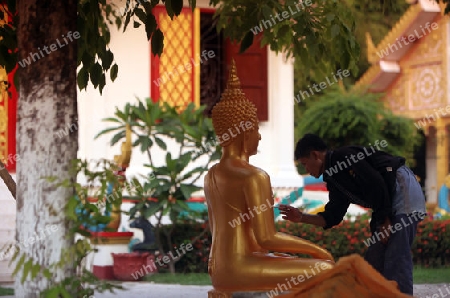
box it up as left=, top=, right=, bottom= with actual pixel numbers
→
left=211, top=60, right=259, bottom=150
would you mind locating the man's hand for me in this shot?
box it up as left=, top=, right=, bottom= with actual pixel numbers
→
left=279, top=204, right=303, bottom=223
left=378, top=216, right=392, bottom=245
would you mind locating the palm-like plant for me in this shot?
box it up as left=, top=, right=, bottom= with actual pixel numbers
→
left=96, top=98, right=220, bottom=273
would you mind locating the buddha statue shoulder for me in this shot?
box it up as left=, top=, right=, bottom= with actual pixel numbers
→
left=204, top=60, right=334, bottom=294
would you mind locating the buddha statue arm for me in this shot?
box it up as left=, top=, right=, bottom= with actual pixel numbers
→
left=204, top=179, right=215, bottom=233
left=244, top=172, right=334, bottom=261
left=207, top=204, right=214, bottom=232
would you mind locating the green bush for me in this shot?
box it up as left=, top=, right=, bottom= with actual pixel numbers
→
left=166, top=216, right=450, bottom=273
left=295, top=88, right=422, bottom=167
left=158, top=221, right=211, bottom=273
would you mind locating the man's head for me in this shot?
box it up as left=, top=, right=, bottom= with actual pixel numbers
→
left=294, top=134, right=328, bottom=178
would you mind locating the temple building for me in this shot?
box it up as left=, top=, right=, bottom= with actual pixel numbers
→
left=355, top=0, right=450, bottom=209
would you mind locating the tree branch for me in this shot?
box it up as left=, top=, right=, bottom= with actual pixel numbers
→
left=0, top=161, right=16, bottom=199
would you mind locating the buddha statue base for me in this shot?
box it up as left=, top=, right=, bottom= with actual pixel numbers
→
left=208, top=290, right=288, bottom=298
left=209, top=254, right=413, bottom=298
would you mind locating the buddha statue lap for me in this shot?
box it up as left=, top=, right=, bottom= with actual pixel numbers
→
left=204, top=61, right=334, bottom=296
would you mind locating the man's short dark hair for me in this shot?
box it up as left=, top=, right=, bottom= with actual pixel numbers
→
left=295, top=133, right=328, bottom=160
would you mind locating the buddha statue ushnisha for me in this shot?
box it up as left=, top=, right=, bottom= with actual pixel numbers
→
left=204, top=60, right=334, bottom=296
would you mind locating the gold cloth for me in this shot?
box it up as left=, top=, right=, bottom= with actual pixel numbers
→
left=277, top=254, right=412, bottom=298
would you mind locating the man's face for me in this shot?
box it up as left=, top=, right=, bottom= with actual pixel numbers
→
left=297, top=151, right=324, bottom=178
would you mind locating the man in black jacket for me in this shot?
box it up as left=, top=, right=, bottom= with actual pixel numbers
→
left=279, top=133, right=426, bottom=295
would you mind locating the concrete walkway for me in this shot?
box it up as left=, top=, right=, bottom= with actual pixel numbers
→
left=2, top=283, right=448, bottom=297
left=91, top=283, right=448, bottom=298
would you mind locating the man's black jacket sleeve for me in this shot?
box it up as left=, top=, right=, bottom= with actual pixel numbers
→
left=317, top=183, right=350, bottom=229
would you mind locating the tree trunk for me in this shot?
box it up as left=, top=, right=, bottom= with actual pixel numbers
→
left=15, top=1, right=77, bottom=296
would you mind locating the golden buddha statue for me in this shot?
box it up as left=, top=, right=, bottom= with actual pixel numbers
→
left=204, top=60, right=334, bottom=297
left=106, top=124, right=132, bottom=231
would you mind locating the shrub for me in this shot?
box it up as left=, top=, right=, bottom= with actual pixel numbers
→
left=166, top=216, right=450, bottom=273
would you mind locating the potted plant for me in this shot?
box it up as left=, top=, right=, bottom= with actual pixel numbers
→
left=96, top=98, right=220, bottom=274
left=72, top=159, right=124, bottom=234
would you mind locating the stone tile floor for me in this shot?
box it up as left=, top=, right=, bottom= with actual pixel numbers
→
left=1, top=282, right=448, bottom=297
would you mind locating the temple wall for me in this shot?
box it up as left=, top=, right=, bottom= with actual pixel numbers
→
left=77, top=0, right=302, bottom=191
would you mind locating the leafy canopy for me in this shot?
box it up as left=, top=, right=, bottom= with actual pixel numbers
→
left=3, top=0, right=450, bottom=94
left=296, top=87, right=422, bottom=165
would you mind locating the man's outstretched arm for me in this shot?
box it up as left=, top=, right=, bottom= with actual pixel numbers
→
left=280, top=189, right=349, bottom=229
left=279, top=206, right=326, bottom=227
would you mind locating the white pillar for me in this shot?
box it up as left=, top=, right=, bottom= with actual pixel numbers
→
left=253, top=51, right=303, bottom=188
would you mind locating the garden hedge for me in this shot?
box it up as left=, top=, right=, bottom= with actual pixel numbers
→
left=159, top=215, right=450, bottom=273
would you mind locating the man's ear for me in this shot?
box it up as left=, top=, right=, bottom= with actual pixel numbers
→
left=311, top=151, right=325, bottom=161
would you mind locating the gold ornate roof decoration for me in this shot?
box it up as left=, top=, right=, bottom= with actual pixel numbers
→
left=355, top=0, right=442, bottom=90
left=113, top=123, right=132, bottom=168
left=353, top=63, right=382, bottom=91
left=365, top=32, right=377, bottom=65
left=368, top=3, right=424, bottom=64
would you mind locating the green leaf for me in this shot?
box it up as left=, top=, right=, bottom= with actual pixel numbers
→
left=182, top=166, right=205, bottom=180
left=12, top=254, right=26, bottom=277
left=151, top=29, right=164, bottom=56
left=94, top=125, right=124, bottom=139
left=123, top=10, right=132, bottom=32
left=143, top=200, right=165, bottom=218
left=165, top=152, right=176, bottom=171
left=110, top=64, right=119, bottom=81
left=60, top=287, right=72, bottom=298
left=43, top=268, right=52, bottom=280
left=188, top=0, right=196, bottom=11
left=180, top=184, right=201, bottom=200
left=239, top=31, right=254, bottom=53
left=102, top=117, right=123, bottom=124
left=165, top=0, right=175, bottom=19
left=331, top=24, right=340, bottom=38
left=31, top=263, right=40, bottom=279
left=262, top=6, right=273, bottom=20
left=177, top=152, right=192, bottom=172
left=89, top=62, right=103, bottom=87
left=110, top=130, right=126, bottom=146
left=77, top=67, right=89, bottom=90
left=138, top=135, right=153, bottom=152
left=99, top=73, right=106, bottom=94
left=277, top=25, right=290, bottom=40
left=21, top=259, right=33, bottom=283
left=45, top=287, right=61, bottom=298
left=134, top=7, right=147, bottom=23
left=326, top=13, right=335, bottom=21
left=171, top=0, right=184, bottom=15
left=145, top=14, right=157, bottom=40
left=154, top=136, right=167, bottom=150
left=102, top=50, right=114, bottom=69
left=65, top=196, right=79, bottom=219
